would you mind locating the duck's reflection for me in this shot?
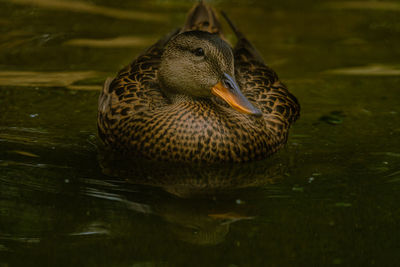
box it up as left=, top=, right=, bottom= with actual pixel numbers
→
left=93, top=152, right=290, bottom=245
left=0, top=147, right=296, bottom=264
left=99, top=151, right=288, bottom=197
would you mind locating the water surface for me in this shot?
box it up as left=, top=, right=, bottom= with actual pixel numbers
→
left=1, top=0, right=400, bottom=266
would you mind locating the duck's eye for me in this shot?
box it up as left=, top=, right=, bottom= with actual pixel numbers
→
left=193, top=47, right=204, bottom=57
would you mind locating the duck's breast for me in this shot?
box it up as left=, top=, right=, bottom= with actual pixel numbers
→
left=126, top=101, right=273, bottom=162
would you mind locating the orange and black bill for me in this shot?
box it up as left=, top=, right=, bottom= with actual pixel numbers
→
left=211, top=73, right=262, bottom=116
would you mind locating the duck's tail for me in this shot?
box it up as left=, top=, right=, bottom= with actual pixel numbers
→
left=181, top=1, right=225, bottom=39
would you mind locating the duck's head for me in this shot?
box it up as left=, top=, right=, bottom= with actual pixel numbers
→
left=158, top=31, right=261, bottom=116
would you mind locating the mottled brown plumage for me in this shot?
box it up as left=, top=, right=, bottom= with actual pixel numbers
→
left=98, top=1, right=300, bottom=163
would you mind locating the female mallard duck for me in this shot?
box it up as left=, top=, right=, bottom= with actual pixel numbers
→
left=98, top=2, right=300, bottom=163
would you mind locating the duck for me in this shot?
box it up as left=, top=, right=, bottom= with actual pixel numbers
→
left=97, top=1, right=300, bottom=163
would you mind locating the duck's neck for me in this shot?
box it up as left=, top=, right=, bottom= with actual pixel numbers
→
left=168, top=93, right=211, bottom=105
left=165, top=92, right=261, bottom=128
left=165, top=92, right=228, bottom=119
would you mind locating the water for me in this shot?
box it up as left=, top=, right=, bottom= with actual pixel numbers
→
left=1, top=0, right=400, bottom=266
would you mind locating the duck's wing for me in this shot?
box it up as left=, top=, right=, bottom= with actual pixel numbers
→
left=222, top=12, right=300, bottom=129
left=97, top=29, right=179, bottom=145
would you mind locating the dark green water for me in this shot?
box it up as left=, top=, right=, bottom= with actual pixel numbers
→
left=1, top=0, right=400, bottom=266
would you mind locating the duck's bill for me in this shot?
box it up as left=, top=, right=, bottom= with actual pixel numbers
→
left=211, top=73, right=262, bottom=116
